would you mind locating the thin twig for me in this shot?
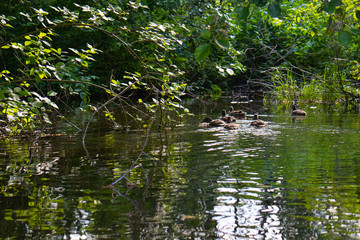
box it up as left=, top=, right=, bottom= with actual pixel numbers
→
left=81, top=75, right=147, bottom=142
left=111, top=104, right=157, bottom=186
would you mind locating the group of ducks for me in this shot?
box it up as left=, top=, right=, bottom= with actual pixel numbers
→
left=201, top=105, right=306, bottom=130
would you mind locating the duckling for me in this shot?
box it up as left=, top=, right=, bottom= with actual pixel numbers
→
left=291, top=105, right=306, bottom=116
left=229, top=106, right=246, bottom=119
left=221, top=109, right=236, bottom=123
left=201, top=117, right=226, bottom=127
left=224, top=120, right=239, bottom=130
left=250, top=114, right=267, bottom=127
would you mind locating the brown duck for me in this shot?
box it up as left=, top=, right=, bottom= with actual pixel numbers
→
left=201, top=117, right=226, bottom=127
left=221, top=109, right=236, bottom=123
left=291, top=105, right=306, bottom=116
left=250, top=114, right=267, bottom=127
left=229, top=106, right=246, bottom=119
left=224, top=116, right=239, bottom=130
left=224, top=122, right=239, bottom=130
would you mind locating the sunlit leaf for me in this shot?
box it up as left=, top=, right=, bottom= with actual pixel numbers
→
left=47, top=91, right=57, bottom=97
left=158, top=24, right=166, bottom=32
left=226, top=68, right=234, bottom=75
left=38, top=32, right=47, bottom=38
left=43, top=49, right=52, bottom=54
left=7, top=114, right=16, bottom=122
left=194, top=43, right=211, bottom=62
left=356, top=10, right=360, bottom=21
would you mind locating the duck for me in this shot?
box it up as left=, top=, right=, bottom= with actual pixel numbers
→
left=291, top=105, right=306, bottom=116
left=250, top=114, right=267, bottom=127
left=221, top=109, right=236, bottom=123
left=229, top=106, right=246, bottom=119
left=201, top=117, right=226, bottom=127
left=224, top=115, right=239, bottom=129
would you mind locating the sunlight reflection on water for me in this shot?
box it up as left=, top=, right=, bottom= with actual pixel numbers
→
left=197, top=117, right=288, bottom=239
left=213, top=186, right=283, bottom=239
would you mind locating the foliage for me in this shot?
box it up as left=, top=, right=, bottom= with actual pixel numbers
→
left=0, top=0, right=192, bottom=136
left=254, top=0, right=360, bottom=109
left=1, top=0, right=360, bottom=136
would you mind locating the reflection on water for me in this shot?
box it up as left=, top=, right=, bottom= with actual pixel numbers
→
left=198, top=118, right=285, bottom=239
left=1, top=109, right=360, bottom=239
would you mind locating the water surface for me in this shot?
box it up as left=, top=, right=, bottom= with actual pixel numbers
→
left=1, top=106, right=360, bottom=239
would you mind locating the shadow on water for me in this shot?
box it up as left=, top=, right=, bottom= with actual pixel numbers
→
left=1, top=102, right=360, bottom=239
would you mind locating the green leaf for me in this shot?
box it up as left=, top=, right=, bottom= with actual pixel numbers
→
left=331, top=0, right=343, bottom=6
left=0, top=91, right=5, bottom=100
left=35, top=74, right=42, bottom=83
left=43, top=49, right=52, bottom=54
left=236, top=6, right=250, bottom=20
left=38, top=32, right=47, bottom=38
left=254, top=0, right=267, bottom=7
left=1, top=45, right=10, bottom=49
left=80, top=92, right=87, bottom=99
left=26, top=57, right=36, bottom=65
left=81, top=61, right=89, bottom=68
left=268, top=4, right=281, bottom=18
left=200, top=29, right=211, bottom=40
left=356, top=10, right=360, bottom=21
left=19, top=91, right=29, bottom=97
left=323, top=0, right=342, bottom=14
left=350, top=28, right=360, bottom=35
left=338, top=30, right=352, bottom=46
left=24, top=41, right=32, bottom=46
left=194, top=44, right=211, bottom=62
left=55, top=62, right=65, bottom=69
left=215, top=38, right=230, bottom=49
